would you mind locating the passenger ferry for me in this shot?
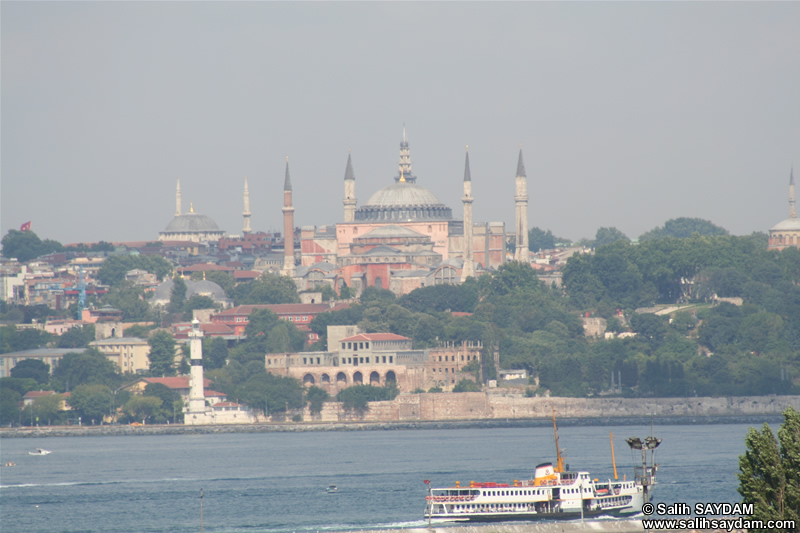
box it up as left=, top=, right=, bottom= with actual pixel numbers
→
left=423, top=415, right=660, bottom=522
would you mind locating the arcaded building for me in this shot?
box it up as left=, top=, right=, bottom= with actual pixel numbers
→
left=265, top=325, right=484, bottom=394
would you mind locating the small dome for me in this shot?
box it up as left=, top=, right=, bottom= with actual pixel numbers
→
left=164, top=213, right=221, bottom=233
left=770, top=218, right=800, bottom=232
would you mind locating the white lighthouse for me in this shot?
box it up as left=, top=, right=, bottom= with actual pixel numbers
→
left=187, top=318, right=207, bottom=418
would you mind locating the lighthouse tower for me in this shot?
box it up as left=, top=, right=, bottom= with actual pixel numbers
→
left=187, top=318, right=207, bottom=418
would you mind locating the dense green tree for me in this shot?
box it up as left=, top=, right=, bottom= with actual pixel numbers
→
left=336, top=383, right=399, bottom=415
left=237, top=371, right=304, bottom=417
left=123, top=395, right=163, bottom=424
left=203, top=271, right=235, bottom=297
left=452, top=379, right=481, bottom=392
left=67, top=384, right=113, bottom=424
left=104, top=283, right=152, bottom=321
left=639, top=217, right=728, bottom=241
left=0, top=326, right=54, bottom=354
left=202, top=337, right=229, bottom=370
left=22, top=393, right=65, bottom=426
left=51, top=348, right=120, bottom=391
left=123, top=324, right=154, bottom=338
left=233, top=274, right=300, bottom=305
left=57, top=324, right=96, bottom=348
left=183, top=295, right=217, bottom=316
left=168, top=276, right=188, bottom=314
left=1, top=229, right=64, bottom=262
left=306, top=385, right=329, bottom=416
left=359, top=287, right=396, bottom=305
left=594, top=227, right=630, bottom=247
left=528, top=227, right=556, bottom=252
left=398, top=283, right=478, bottom=313
left=97, top=255, right=172, bottom=286
left=737, top=407, right=800, bottom=530
left=0, top=377, right=39, bottom=397
left=147, top=331, right=177, bottom=376
left=10, top=359, right=50, bottom=384
left=0, top=386, right=22, bottom=426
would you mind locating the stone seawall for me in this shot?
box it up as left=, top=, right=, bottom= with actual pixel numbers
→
left=2, top=394, right=796, bottom=439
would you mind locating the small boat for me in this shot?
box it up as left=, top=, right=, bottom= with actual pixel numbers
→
left=29, top=448, right=52, bottom=456
left=326, top=484, right=338, bottom=493
left=3, top=461, right=17, bottom=467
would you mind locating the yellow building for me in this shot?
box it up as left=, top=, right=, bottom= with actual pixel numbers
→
left=89, top=337, right=151, bottom=374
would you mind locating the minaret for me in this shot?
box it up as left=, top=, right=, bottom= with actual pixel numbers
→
left=790, top=167, right=796, bottom=219
left=461, top=146, right=474, bottom=281
left=175, top=178, right=182, bottom=216
left=242, top=177, right=252, bottom=235
left=187, top=318, right=206, bottom=416
left=396, top=126, right=416, bottom=183
left=514, top=148, right=530, bottom=263
left=343, top=152, right=357, bottom=223
left=282, top=157, right=295, bottom=276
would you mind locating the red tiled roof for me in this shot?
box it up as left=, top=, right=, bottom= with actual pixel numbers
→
left=233, top=270, right=261, bottom=280
left=23, top=391, right=57, bottom=398
left=143, top=377, right=211, bottom=389
left=340, top=333, right=411, bottom=342
left=204, top=390, right=226, bottom=397
left=212, top=401, right=243, bottom=408
left=450, top=311, right=473, bottom=317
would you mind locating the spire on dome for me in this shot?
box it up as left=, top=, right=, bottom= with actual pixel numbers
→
left=175, top=178, right=182, bottom=216
left=790, top=166, right=796, bottom=219
left=284, top=157, right=292, bottom=192
left=396, top=126, right=416, bottom=183
left=344, top=153, right=355, bottom=181
left=516, top=148, right=527, bottom=178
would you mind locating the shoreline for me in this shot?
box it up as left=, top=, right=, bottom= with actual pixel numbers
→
left=355, top=522, right=743, bottom=533
left=0, top=413, right=785, bottom=438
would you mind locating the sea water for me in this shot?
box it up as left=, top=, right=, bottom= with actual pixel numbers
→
left=0, top=423, right=764, bottom=533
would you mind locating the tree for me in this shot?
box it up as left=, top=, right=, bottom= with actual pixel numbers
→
left=306, top=385, right=329, bottom=416
left=68, top=384, right=113, bottom=424
left=168, top=276, right=188, bottom=314
left=104, top=283, right=152, bottom=321
left=57, top=324, right=96, bottom=349
left=1, top=229, right=63, bottom=262
left=124, top=324, right=154, bottom=338
left=0, top=386, right=22, bottom=426
left=10, top=359, right=50, bottom=384
left=202, top=337, right=229, bottom=370
left=528, top=227, right=556, bottom=252
left=0, top=326, right=54, bottom=354
left=233, top=273, right=300, bottom=305
left=594, top=227, right=630, bottom=248
left=639, top=217, right=728, bottom=241
left=22, top=394, right=65, bottom=426
left=97, top=255, right=172, bottom=287
left=147, top=331, right=177, bottom=376
left=737, top=407, right=800, bottom=530
left=184, top=295, right=216, bottom=316
left=51, top=348, right=120, bottom=391
left=123, top=395, right=163, bottom=424
left=452, top=379, right=481, bottom=392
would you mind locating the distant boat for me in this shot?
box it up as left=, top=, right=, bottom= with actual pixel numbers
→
left=3, top=461, right=17, bottom=467
left=326, top=484, right=338, bottom=493
left=29, top=448, right=52, bottom=456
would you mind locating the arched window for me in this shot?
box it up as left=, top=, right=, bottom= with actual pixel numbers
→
left=370, top=371, right=380, bottom=385
left=321, top=373, right=331, bottom=383
left=336, top=372, right=347, bottom=384
left=303, top=374, right=315, bottom=385
left=353, top=371, right=363, bottom=384
left=386, top=370, right=397, bottom=383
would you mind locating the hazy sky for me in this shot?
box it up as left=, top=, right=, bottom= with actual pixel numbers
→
left=2, top=2, right=799, bottom=245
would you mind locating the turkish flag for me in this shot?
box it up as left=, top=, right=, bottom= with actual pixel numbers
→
left=20, top=221, right=31, bottom=232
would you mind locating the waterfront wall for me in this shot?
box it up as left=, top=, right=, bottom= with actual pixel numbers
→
left=2, top=394, right=798, bottom=438
left=323, top=392, right=800, bottom=423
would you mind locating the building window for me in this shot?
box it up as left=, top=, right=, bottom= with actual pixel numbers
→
left=365, top=342, right=369, bottom=349
left=389, top=356, right=393, bottom=363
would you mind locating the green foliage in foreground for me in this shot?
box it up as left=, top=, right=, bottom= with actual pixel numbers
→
left=336, top=383, right=399, bottom=414
left=737, top=407, right=800, bottom=531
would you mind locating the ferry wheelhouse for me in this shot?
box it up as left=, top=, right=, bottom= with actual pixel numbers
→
left=423, top=416, right=660, bottom=522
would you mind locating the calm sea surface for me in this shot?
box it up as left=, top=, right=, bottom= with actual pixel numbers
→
left=0, top=422, right=766, bottom=533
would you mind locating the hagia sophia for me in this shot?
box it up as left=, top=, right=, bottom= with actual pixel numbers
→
left=158, top=129, right=532, bottom=296
left=158, top=129, right=800, bottom=297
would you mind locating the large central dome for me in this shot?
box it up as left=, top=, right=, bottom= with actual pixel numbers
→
left=354, top=131, right=452, bottom=222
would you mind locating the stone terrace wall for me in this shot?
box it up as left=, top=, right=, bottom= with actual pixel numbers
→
left=315, top=393, right=800, bottom=422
